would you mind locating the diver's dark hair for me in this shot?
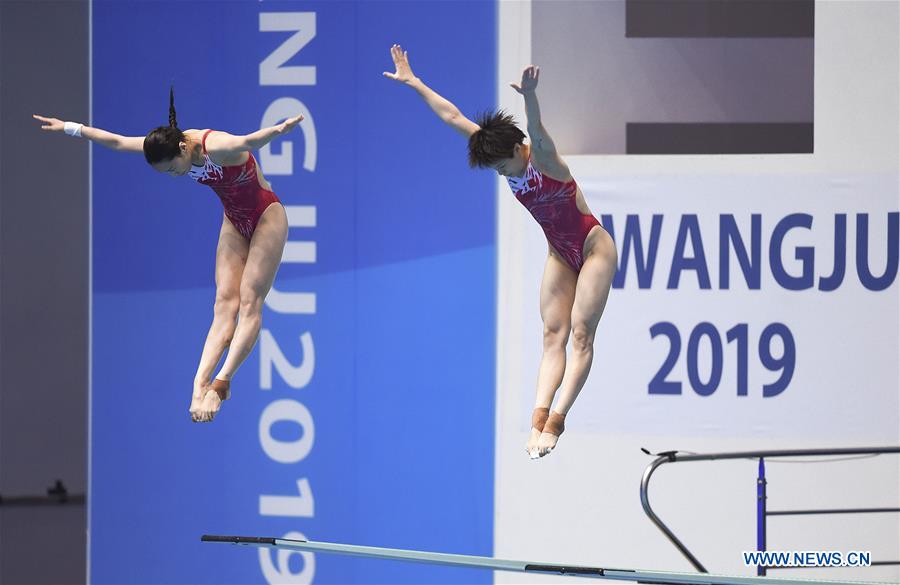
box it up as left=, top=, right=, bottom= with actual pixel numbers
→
left=143, top=86, right=185, bottom=164
left=467, top=110, right=526, bottom=168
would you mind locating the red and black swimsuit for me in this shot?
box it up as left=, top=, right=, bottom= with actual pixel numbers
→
left=507, top=159, right=600, bottom=272
left=187, top=129, right=281, bottom=240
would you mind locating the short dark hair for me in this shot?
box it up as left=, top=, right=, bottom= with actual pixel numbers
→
left=143, top=86, right=185, bottom=164
left=467, top=110, right=526, bottom=168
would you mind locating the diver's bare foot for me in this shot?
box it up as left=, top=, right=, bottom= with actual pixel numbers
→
left=189, top=380, right=211, bottom=422
left=197, top=378, right=230, bottom=423
left=527, top=407, right=549, bottom=459
left=536, top=410, right=565, bottom=457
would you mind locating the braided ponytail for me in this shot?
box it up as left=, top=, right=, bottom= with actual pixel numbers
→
left=144, top=86, right=187, bottom=164
left=168, top=86, right=178, bottom=128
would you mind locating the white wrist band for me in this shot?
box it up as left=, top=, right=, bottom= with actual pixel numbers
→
left=64, top=122, right=84, bottom=138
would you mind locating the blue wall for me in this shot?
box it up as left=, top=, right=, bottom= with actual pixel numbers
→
left=91, top=2, right=496, bottom=583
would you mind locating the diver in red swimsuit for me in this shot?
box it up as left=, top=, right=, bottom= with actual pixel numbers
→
left=34, top=89, right=303, bottom=424
left=386, top=46, right=618, bottom=458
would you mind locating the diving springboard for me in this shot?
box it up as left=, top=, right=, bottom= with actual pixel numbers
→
left=201, top=535, right=889, bottom=585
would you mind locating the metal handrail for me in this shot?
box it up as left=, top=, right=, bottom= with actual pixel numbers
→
left=639, top=446, right=900, bottom=574
left=767, top=507, right=900, bottom=516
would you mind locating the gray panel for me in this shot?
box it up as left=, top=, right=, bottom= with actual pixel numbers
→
left=531, top=0, right=814, bottom=154
left=627, top=122, right=814, bottom=153
left=0, top=506, right=87, bottom=585
left=0, top=1, right=89, bottom=583
left=626, top=0, right=815, bottom=38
